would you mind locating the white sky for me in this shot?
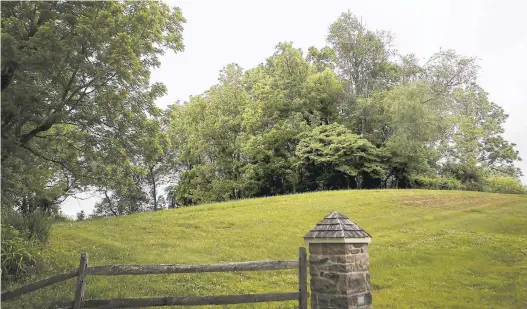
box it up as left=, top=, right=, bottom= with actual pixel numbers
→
left=61, top=0, right=527, bottom=217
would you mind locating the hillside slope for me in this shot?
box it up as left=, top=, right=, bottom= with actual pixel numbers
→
left=5, top=190, right=527, bottom=309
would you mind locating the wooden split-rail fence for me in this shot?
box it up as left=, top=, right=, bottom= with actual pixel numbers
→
left=1, top=247, right=308, bottom=309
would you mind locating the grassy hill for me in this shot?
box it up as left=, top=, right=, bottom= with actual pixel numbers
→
left=4, top=190, right=527, bottom=309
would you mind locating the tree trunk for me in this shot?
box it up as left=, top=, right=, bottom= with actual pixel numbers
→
left=104, top=190, right=118, bottom=217
left=150, top=166, right=158, bottom=211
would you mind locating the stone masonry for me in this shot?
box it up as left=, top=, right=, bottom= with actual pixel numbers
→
left=304, top=211, right=372, bottom=309
left=309, top=243, right=371, bottom=309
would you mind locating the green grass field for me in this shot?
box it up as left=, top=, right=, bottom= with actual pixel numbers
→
left=4, top=190, right=527, bottom=309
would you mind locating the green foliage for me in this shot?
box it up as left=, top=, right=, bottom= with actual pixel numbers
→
left=1, top=1, right=186, bottom=283
left=483, top=176, right=527, bottom=195
left=165, top=28, right=522, bottom=204
left=3, top=210, right=54, bottom=244
left=307, top=46, right=336, bottom=73
left=327, top=11, right=395, bottom=96
left=1, top=4, right=524, bottom=306
left=411, top=176, right=463, bottom=190
left=1, top=1, right=185, bottom=211
left=1, top=210, right=53, bottom=283
left=423, top=49, right=479, bottom=95
left=295, top=124, right=386, bottom=190
left=2, top=0, right=523, bottom=251
left=167, top=44, right=348, bottom=205
left=445, top=85, right=521, bottom=177
left=1, top=225, right=39, bottom=284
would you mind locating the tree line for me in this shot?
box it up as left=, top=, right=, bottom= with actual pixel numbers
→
left=162, top=12, right=525, bottom=207
left=1, top=2, right=525, bottom=283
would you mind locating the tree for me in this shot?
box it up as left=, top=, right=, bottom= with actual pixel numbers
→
left=76, top=210, right=85, bottom=221
left=307, top=46, right=336, bottom=73
left=1, top=1, right=185, bottom=213
left=1, top=2, right=186, bottom=281
left=422, top=49, right=479, bottom=96
left=167, top=43, right=347, bottom=204
left=441, top=84, right=522, bottom=186
left=168, top=64, right=252, bottom=205
left=295, top=124, right=386, bottom=190
left=359, top=82, right=447, bottom=185
left=92, top=186, right=148, bottom=217
left=327, top=11, right=396, bottom=97
left=164, top=10, right=524, bottom=206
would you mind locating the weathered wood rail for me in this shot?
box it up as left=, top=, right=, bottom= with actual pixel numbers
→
left=1, top=270, right=78, bottom=301
left=1, top=247, right=308, bottom=309
left=86, top=259, right=298, bottom=276
left=60, top=293, right=300, bottom=309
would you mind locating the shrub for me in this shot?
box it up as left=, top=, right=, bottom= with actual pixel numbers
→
left=1, top=224, right=40, bottom=283
left=5, top=210, right=53, bottom=243
left=483, top=176, right=527, bottom=195
left=1, top=211, right=53, bottom=283
left=462, top=179, right=484, bottom=192
left=412, top=176, right=463, bottom=190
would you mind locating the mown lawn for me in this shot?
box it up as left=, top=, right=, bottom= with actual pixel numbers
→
left=3, top=190, right=527, bottom=309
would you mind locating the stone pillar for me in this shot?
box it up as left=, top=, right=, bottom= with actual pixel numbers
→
left=304, top=211, right=372, bottom=309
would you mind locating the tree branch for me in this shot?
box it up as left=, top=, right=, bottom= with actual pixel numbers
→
left=103, top=190, right=118, bottom=217
left=19, top=144, right=71, bottom=172
left=19, top=112, right=64, bottom=145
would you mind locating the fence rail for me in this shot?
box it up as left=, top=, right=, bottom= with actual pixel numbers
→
left=1, top=270, right=78, bottom=301
left=1, top=248, right=308, bottom=309
left=86, top=260, right=298, bottom=276
left=59, top=292, right=300, bottom=309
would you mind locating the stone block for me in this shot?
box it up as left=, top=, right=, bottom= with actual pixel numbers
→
left=352, top=243, right=367, bottom=249
left=330, top=255, right=347, bottom=263
left=345, top=273, right=368, bottom=294
left=309, top=243, right=325, bottom=255
left=320, top=261, right=365, bottom=273
left=325, top=244, right=347, bottom=255
left=355, top=244, right=368, bottom=253
left=311, top=276, right=337, bottom=294
left=365, top=292, right=372, bottom=304
left=310, top=254, right=330, bottom=265
left=312, top=293, right=331, bottom=309
left=321, top=271, right=342, bottom=283
left=328, top=295, right=351, bottom=308
left=345, top=253, right=369, bottom=272
left=327, top=254, right=369, bottom=266
left=327, top=262, right=348, bottom=273
left=309, top=243, right=360, bottom=255
left=310, top=255, right=329, bottom=276
left=349, top=244, right=369, bottom=254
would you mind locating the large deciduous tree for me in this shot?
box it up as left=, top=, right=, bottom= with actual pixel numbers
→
left=295, top=124, right=386, bottom=190
left=441, top=84, right=522, bottom=185
left=1, top=1, right=185, bottom=212
left=327, top=11, right=396, bottom=98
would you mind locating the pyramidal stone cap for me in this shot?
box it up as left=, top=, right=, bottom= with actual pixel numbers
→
left=303, top=211, right=372, bottom=244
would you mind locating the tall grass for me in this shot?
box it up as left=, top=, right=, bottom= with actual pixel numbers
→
left=1, top=210, right=54, bottom=283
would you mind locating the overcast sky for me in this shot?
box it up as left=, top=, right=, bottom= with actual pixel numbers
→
left=61, top=0, right=527, bottom=217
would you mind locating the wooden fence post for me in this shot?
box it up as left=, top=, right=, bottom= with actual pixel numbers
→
left=74, top=253, right=88, bottom=309
left=299, top=247, right=308, bottom=309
